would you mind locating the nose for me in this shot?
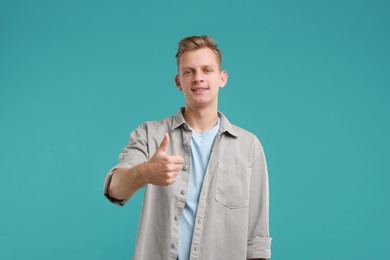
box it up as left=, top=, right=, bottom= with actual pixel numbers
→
left=192, top=70, right=204, bottom=84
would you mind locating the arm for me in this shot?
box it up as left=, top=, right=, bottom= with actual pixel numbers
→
left=246, top=138, right=272, bottom=259
left=107, top=164, right=147, bottom=200
left=107, top=133, right=184, bottom=201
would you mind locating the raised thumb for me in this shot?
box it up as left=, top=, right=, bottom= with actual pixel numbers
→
left=158, top=133, right=169, bottom=152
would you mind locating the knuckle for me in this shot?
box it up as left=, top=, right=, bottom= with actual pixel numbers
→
left=168, top=164, right=175, bottom=172
left=162, top=164, right=171, bottom=172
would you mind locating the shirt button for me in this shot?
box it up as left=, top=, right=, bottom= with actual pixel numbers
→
left=197, top=219, right=201, bottom=224
left=183, top=164, right=188, bottom=171
left=180, top=190, right=186, bottom=195
left=193, top=247, right=198, bottom=252
left=171, top=242, right=177, bottom=249
left=174, top=216, right=179, bottom=221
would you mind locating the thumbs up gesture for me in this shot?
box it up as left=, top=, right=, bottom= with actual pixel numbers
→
left=142, top=133, right=184, bottom=186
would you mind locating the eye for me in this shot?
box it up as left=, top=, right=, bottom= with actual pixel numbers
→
left=204, top=68, right=213, bottom=73
left=182, top=70, right=191, bottom=75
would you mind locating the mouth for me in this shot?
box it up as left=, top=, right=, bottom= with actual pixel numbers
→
left=191, top=87, right=209, bottom=92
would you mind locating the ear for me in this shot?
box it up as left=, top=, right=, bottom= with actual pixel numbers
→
left=175, top=74, right=182, bottom=91
left=219, top=70, right=228, bottom=89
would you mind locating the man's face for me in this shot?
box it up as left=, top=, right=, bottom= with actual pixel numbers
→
left=175, top=48, right=228, bottom=109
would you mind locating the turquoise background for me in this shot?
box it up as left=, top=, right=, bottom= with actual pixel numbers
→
left=1, top=0, right=389, bottom=259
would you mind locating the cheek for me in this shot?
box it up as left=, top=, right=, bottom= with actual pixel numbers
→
left=211, top=77, right=221, bottom=86
left=182, top=78, right=192, bottom=87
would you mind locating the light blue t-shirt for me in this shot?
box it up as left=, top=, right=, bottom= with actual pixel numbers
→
left=178, top=118, right=220, bottom=260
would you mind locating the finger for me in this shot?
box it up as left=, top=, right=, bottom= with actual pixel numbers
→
left=164, top=164, right=182, bottom=174
left=165, top=171, right=179, bottom=178
left=158, top=133, right=169, bottom=152
left=172, top=164, right=183, bottom=173
left=170, top=155, right=184, bottom=164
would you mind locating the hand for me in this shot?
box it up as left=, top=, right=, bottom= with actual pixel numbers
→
left=142, top=133, right=184, bottom=186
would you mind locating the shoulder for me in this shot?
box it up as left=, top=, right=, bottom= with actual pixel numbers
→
left=231, top=124, right=258, bottom=139
left=139, top=108, right=185, bottom=134
left=231, top=124, right=264, bottom=150
left=136, top=114, right=175, bottom=130
left=219, top=111, right=262, bottom=147
left=132, top=114, right=177, bottom=143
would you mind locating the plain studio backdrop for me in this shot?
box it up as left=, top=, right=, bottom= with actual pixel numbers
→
left=0, top=1, right=389, bottom=259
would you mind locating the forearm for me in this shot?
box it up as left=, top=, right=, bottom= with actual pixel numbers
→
left=108, top=134, right=183, bottom=201
left=108, top=163, right=148, bottom=200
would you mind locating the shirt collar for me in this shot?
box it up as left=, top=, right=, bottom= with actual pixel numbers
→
left=172, top=107, right=239, bottom=137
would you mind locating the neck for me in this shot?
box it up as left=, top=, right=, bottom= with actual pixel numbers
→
left=183, top=105, right=219, bottom=134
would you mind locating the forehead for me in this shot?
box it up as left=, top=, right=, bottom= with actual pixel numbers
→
left=179, top=48, right=219, bottom=69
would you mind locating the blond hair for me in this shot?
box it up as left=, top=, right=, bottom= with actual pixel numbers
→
left=176, top=35, right=222, bottom=70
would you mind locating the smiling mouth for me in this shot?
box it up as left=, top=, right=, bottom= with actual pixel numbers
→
left=191, top=87, right=209, bottom=92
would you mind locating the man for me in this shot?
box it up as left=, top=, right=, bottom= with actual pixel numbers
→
left=104, top=35, right=272, bottom=260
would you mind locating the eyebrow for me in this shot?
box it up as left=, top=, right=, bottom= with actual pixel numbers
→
left=181, top=65, right=216, bottom=70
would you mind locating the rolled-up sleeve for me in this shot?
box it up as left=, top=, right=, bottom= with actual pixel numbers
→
left=103, top=124, right=149, bottom=206
left=247, top=138, right=272, bottom=259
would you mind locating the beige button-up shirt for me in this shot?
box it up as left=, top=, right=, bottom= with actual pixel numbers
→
left=104, top=108, right=272, bottom=259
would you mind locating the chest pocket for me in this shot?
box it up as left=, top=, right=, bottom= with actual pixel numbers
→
left=215, top=162, right=251, bottom=209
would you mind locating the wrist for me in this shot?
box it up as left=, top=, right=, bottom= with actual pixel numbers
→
left=133, top=162, right=148, bottom=188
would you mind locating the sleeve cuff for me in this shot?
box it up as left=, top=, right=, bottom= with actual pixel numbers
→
left=103, top=169, right=129, bottom=206
left=247, top=236, right=272, bottom=259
